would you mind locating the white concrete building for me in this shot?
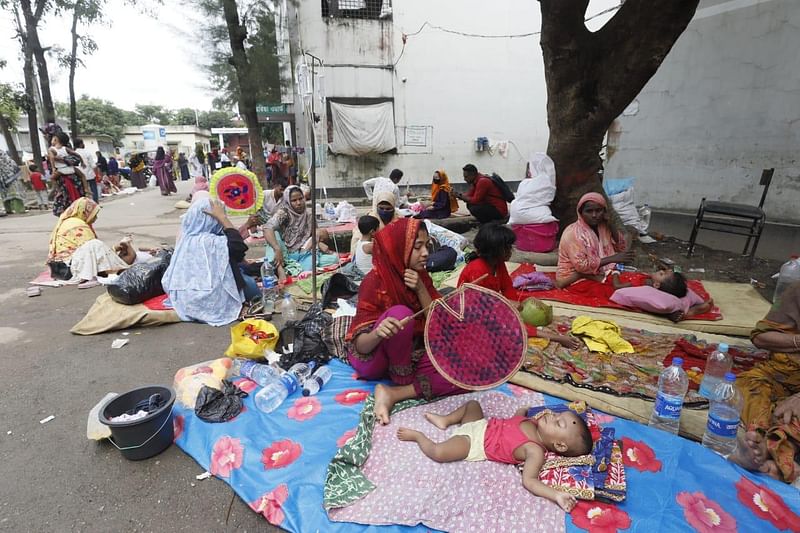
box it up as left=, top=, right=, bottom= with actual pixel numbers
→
left=120, top=125, right=211, bottom=157
left=605, top=0, right=800, bottom=223
left=283, top=0, right=555, bottom=189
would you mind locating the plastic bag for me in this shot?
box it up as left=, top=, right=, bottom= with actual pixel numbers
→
left=173, top=358, right=232, bottom=408
left=107, top=248, right=173, bottom=305
left=224, top=319, right=279, bottom=358
left=194, top=380, right=248, bottom=423
left=335, top=201, right=358, bottom=223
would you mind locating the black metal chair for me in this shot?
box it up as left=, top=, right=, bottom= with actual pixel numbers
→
left=687, top=168, right=774, bottom=263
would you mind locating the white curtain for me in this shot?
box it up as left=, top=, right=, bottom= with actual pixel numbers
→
left=329, top=102, right=396, bottom=156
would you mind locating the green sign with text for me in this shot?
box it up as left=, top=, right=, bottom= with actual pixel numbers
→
left=256, top=103, right=287, bottom=116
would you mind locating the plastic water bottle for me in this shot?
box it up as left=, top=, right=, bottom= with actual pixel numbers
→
left=649, top=357, right=689, bottom=434
left=278, top=293, right=297, bottom=322
left=231, top=359, right=282, bottom=387
left=698, top=343, right=732, bottom=399
left=324, top=202, right=336, bottom=221
left=260, top=261, right=278, bottom=315
left=614, top=263, right=638, bottom=272
left=254, top=362, right=316, bottom=413
left=638, top=204, right=652, bottom=233
left=702, top=373, right=743, bottom=457
left=303, top=366, right=333, bottom=396
left=773, top=256, right=800, bottom=306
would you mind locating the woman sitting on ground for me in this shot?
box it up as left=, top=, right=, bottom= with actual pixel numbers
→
left=508, top=153, right=559, bottom=253
left=730, top=282, right=800, bottom=484
left=350, top=190, right=400, bottom=254
left=263, top=185, right=338, bottom=286
left=556, top=192, right=633, bottom=289
left=162, top=198, right=258, bottom=326
left=46, top=198, right=121, bottom=285
left=458, top=222, right=582, bottom=350
left=416, top=169, right=458, bottom=220
left=347, top=217, right=468, bottom=425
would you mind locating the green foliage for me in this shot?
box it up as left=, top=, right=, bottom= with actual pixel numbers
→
left=0, top=83, right=28, bottom=127
left=198, top=110, right=233, bottom=129
left=170, top=108, right=198, bottom=125
left=190, top=0, right=282, bottom=110
left=67, top=95, right=128, bottom=143
left=134, top=104, right=173, bottom=124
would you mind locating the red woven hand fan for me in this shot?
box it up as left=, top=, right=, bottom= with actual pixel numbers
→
left=424, top=284, right=527, bottom=390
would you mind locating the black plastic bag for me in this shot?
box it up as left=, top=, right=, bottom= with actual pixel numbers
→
left=194, top=380, right=248, bottom=423
left=107, top=248, right=173, bottom=305
left=426, top=246, right=457, bottom=272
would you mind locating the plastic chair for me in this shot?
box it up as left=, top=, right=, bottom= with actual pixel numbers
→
left=687, top=168, right=774, bottom=263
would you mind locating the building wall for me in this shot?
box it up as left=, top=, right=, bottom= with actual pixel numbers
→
left=121, top=125, right=211, bottom=157
left=292, top=0, right=551, bottom=189
left=605, top=0, right=800, bottom=223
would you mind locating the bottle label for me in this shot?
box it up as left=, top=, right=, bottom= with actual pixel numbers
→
left=654, top=393, right=683, bottom=420
left=707, top=413, right=739, bottom=438
left=240, top=360, right=255, bottom=377
left=280, top=373, right=298, bottom=395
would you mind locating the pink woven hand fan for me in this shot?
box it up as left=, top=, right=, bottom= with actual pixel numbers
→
left=424, top=284, right=527, bottom=390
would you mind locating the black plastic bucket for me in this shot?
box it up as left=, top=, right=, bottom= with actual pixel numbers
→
left=99, top=385, right=176, bottom=461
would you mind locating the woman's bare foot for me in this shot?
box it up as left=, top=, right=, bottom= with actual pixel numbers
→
left=397, top=427, right=422, bottom=442
left=424, top=412, right=449, bottom=430
left=730, top=430, right=769, bottom=471
left=373, top=384, right=394, bottom=425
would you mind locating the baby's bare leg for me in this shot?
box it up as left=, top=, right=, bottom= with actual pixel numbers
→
left=425, top=400, right=484, bottom=430
left=397, top=428, right=471, bottom=463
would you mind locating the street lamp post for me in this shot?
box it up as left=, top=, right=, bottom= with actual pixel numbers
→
left=303, top=52, right=324, bottom=305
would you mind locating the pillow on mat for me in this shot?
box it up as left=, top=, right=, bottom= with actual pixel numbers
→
left=611, top=285, right=704, bottom=315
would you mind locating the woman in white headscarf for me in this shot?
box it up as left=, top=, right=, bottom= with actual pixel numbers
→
left=508, top=153, right=559, bottom=252
left=161, top=197, right=247, bottom=326
left=349, top=190, right=400, bottom=253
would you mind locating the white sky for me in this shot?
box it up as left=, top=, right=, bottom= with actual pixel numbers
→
left=0, top=1, right=620, bottom=113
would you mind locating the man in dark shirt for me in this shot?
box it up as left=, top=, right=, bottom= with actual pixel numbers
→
left=455, top=164, right=508, bottom=224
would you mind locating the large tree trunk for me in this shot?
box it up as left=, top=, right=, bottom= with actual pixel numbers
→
left=68, top=3, right=80, bottom=138
left=14, top=5, right=43, bottom=167
left=221, top=0, right=267, bottom=185
left=540, top=0, right=700, bottom=229
left=0, top=116, right=22, bottom=165
left=20, top=0, right=56, bottom=125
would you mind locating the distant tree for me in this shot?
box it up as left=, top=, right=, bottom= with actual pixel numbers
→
left=189, top=0, right=282, bottom=182
left=198, top=109, right=233, bottom=130
left=57, top=95, right=129, bottom=144
left=59, top=0, right=103, bottom=138
left=9, top=5, right=43, bottom=166
left=121, top=109, right=146, bottom=127
left=171, top=108, right=198, bottom=126
left=540, top=0, right=700, bottom=228
left=0, top=82, right=26, bottom=164
left=134, top=104, right=173, bottom=124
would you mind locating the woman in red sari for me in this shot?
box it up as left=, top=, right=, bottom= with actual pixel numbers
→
left=153, top=146, right=177, bottom=196
left=346, top=217, right=467, bottom=424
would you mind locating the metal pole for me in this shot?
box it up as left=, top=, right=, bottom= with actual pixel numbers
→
left=305, top=52, right=323, bottom=305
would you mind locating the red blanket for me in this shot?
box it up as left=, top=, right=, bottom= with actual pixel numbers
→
left=510, top=265, right=722, bottom=321
left=143, top=294, right=170, bottom=311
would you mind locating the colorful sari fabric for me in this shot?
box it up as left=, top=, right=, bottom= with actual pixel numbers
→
left=738, top=282, right=800, bottom=483
left=153, top=153, right=177, bottom=195
left=557, top=193, right=626, bottom=282
left=431, top=169, right=458, bottom=213
left=266, top=185, right=311, bottom=252
left=347, top=218, right=438, bottom=339
left=47, top=198, right=99, bottom=263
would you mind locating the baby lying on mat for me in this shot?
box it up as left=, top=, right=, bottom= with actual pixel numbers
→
left=397, top=399, right=593, bottom=512
left=610, top=269, right=714, bottom=322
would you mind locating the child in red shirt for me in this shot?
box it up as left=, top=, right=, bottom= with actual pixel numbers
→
left=28, top=164, right=48, bottom=209
left=458, top=223, right=581, bottom=349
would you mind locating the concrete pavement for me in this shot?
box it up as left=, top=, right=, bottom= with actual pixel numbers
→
left=0, top=182, right=279, bottom=532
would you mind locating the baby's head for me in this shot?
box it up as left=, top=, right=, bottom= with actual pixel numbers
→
left=536, top=410, right=593, bottom=457
left=651, top=269, right=688, bottom=298
left=358, top=215, right=380, bottom=240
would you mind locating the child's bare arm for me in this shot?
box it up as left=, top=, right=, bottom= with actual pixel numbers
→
left=363, top=242, right=373, bottom=255
left=514, top=406, right=530, bottom=418
left=520, top=445, right=577, bottom=512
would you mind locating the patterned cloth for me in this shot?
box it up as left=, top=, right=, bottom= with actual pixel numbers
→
left=266, top=186, right=311, bottom=252
left=326, top=390, right=567, bottom=533
left=47, top=198, right=99, bottom=263
left=161, top=198, right=243, bottom=326
left=737, top=282, right=800, bottom=483
left=68, top=239, right=129, bottom=281
left=557, top=193, right=626, bottom=282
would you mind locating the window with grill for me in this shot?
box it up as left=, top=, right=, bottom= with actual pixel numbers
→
left=321, top=0, right=392, bottom=20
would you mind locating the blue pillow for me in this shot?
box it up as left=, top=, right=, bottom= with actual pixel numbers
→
left=603, top=177, right=635, bottom=196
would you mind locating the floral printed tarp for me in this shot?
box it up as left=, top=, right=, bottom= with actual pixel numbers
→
left=173, top=359, right=800, bottom=532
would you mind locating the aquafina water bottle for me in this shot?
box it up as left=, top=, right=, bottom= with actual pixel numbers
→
left=649, top=357, right=689, bottom=434
left=702, top=373, right=742, bottom=457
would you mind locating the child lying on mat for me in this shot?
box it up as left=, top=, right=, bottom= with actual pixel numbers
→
left=397, top=399, right=592, bottom=512
left=609, top=269, right=714, bottom=322
left=459, top=223, right=582, bottom=349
